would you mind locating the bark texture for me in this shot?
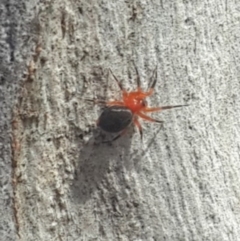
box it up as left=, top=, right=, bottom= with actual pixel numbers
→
left=1, top=0, right=240, bottom=241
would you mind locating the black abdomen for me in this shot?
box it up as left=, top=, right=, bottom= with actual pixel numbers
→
left=97, top=106, right=133, bottom=133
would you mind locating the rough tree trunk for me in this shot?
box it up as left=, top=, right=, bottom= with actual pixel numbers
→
left=1, top=0, right=240, bottom=240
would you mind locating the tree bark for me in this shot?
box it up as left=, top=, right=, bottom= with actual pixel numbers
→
left=1, top=0, right=240, bottom=240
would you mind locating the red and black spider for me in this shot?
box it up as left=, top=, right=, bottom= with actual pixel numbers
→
left=93, top=66, right=187, bottom=142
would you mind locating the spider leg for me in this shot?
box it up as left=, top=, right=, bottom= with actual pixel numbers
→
left=137, top=112, right=164, bottom=124
left=133, top=116, right=143, bottom=140
left=84, top=99, right=125, bottom=106
left=102, top=129, right=128, bottom=143
left=142, top=107, right=162, bottom=112
left=109, top=69, right=124, bottom=92
left=148, top=65, right=158, bottom=90
left=102, top=133, right=122, bottom=143
left=106, top=100, right=125, bottom=106
left=84, top=98, right=107, bottom=105
left=138, top=66, right=158, bottom=97
left=133, top=62, right=141, bottom=89
left=143, top=104, right=188, bottom=112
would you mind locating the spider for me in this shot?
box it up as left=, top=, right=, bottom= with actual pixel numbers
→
left=94, top=65, right=187, bottom=142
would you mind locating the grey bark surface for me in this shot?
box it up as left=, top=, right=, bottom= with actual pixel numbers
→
left=0, top=0, right=41, bottom=240
left=1, top=0, right=240, bottom=241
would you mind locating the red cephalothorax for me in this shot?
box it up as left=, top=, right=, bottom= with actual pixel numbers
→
left=96, top=66, right=187, bottom=142
left=122, top=89, right=150, bottom=113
